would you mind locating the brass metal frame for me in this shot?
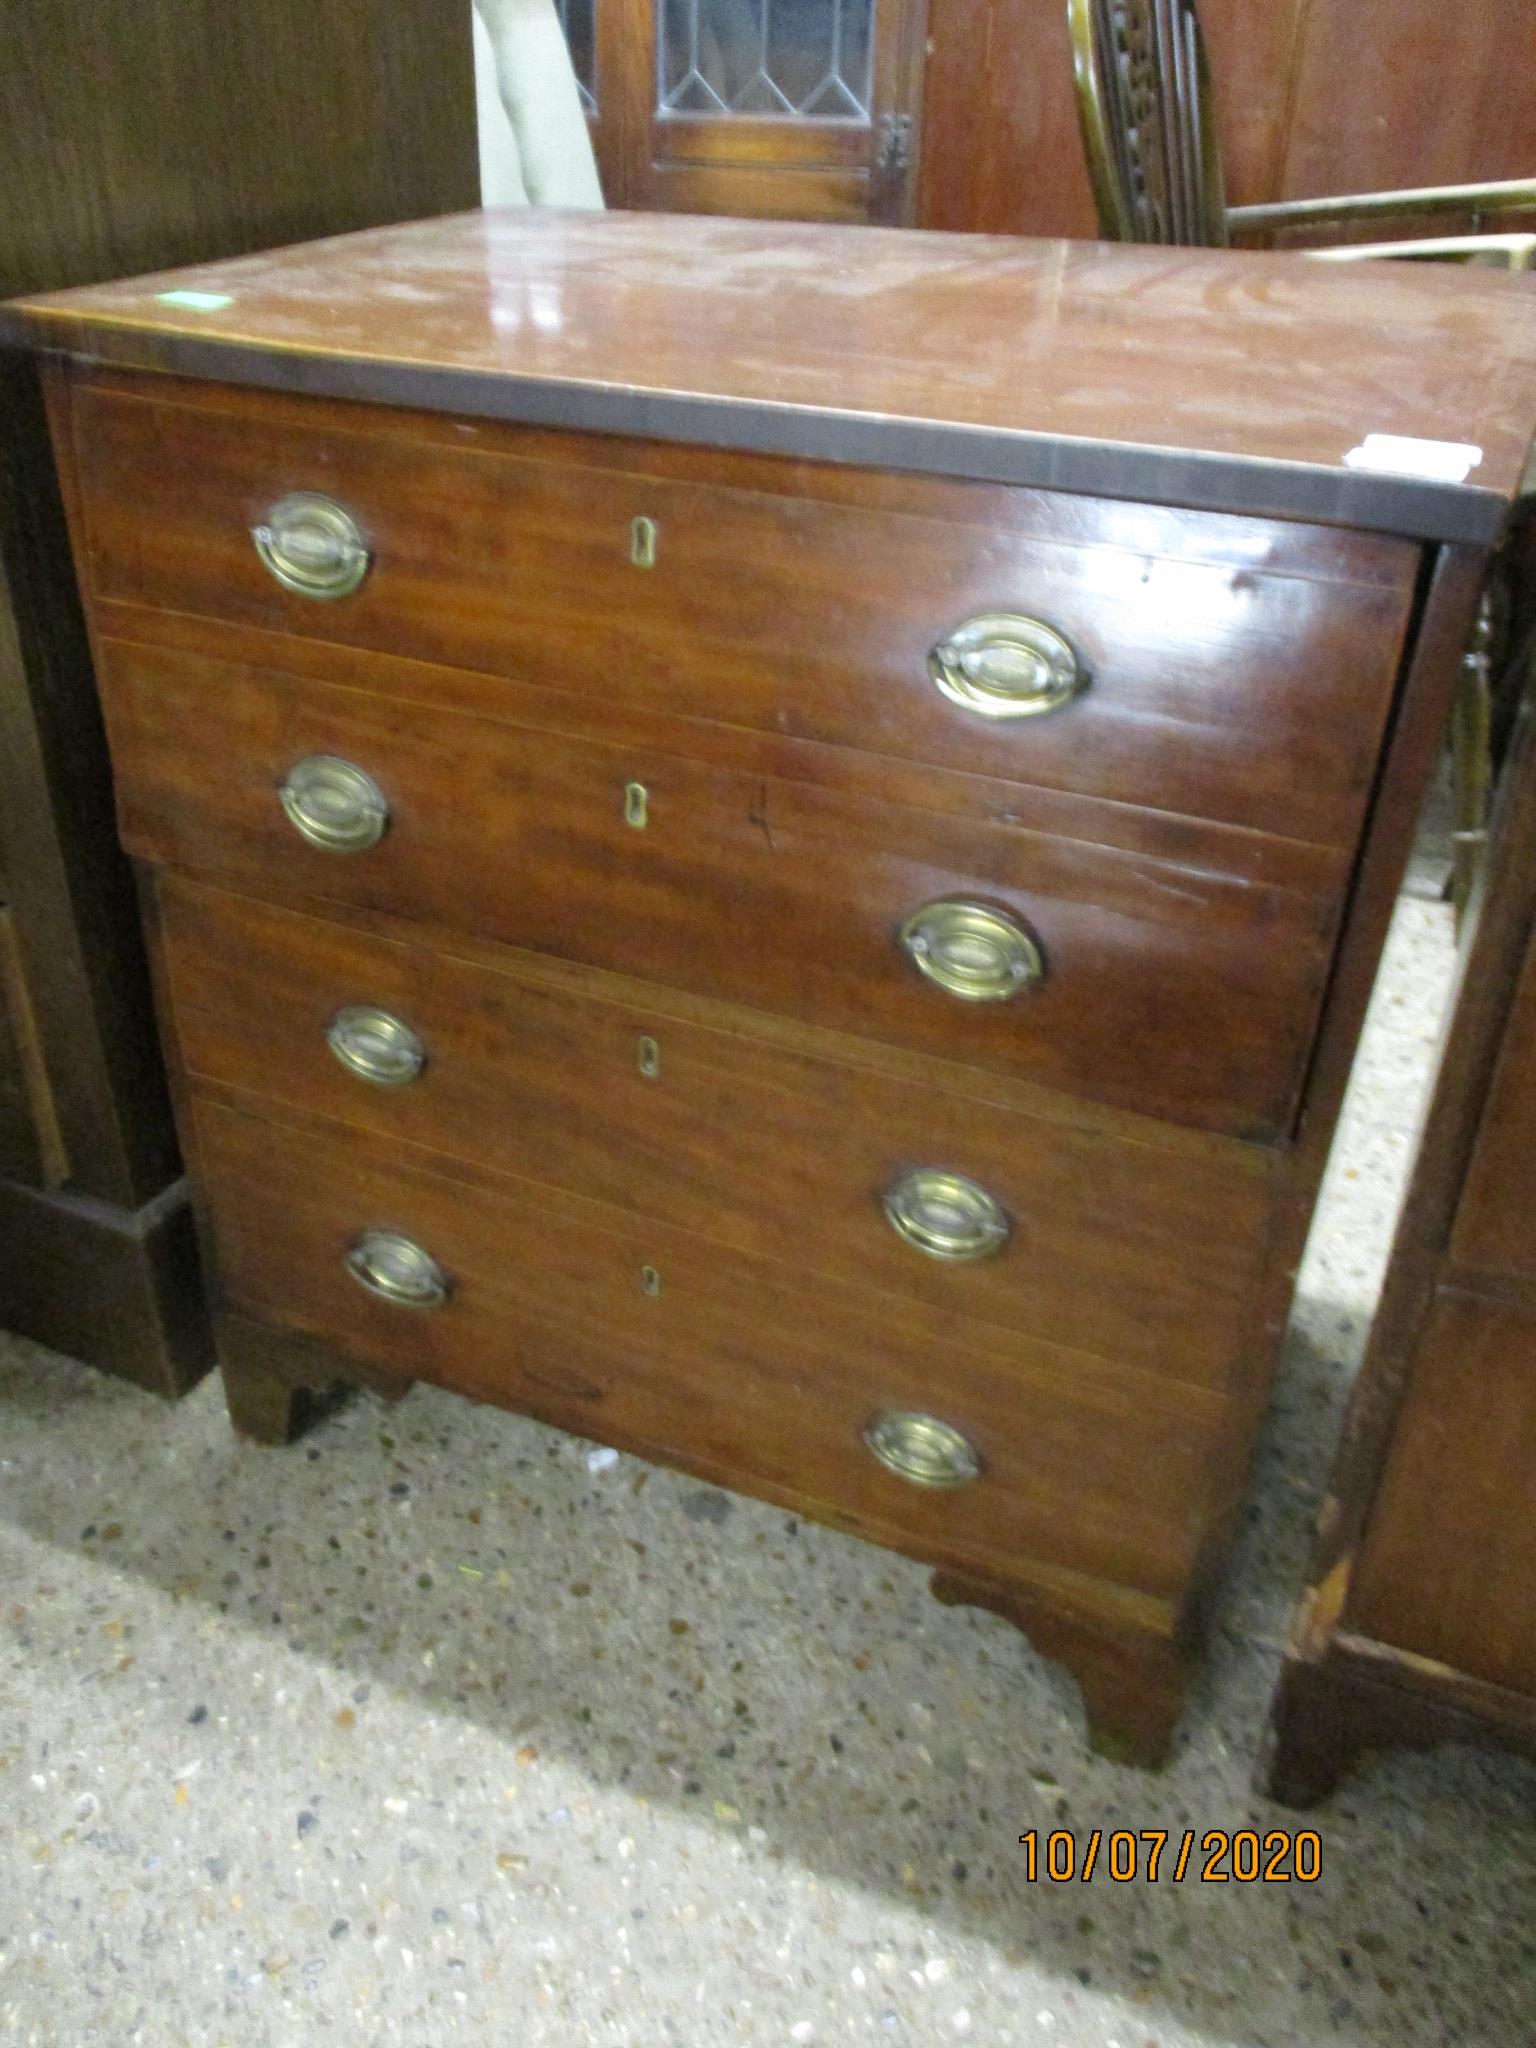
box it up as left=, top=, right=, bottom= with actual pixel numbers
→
left=1231, top=177, right=1536, bottom=238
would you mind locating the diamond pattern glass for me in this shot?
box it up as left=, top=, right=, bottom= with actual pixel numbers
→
left=659, top=0, right=874, bottom=120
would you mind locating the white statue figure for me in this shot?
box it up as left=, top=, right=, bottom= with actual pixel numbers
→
left=472, top=0, right=604, bottom=208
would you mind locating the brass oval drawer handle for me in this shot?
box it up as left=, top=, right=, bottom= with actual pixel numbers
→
left=326, top=1005, right=426, bottom=1088
left=900, top=900, right=1044, bottom=1002
left=883, top=1168, right=1010, bottom=1262
left=345, top=1228, right=449, bottom=1308
left=929, top=614, right=1084, bottom=720
left=279, top=755, right=389, bottom=853
left=252, top=493, right=371, bottom=599
left=863, top=1409, right=982, bottom=1489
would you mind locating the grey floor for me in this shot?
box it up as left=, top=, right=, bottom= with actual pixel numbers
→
left=3, top=845, right=1535, bottom=2047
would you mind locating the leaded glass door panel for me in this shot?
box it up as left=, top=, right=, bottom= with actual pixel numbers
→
left=659, top=0, right=874, bottom=121
left=584, top=0, right=924, bottom=219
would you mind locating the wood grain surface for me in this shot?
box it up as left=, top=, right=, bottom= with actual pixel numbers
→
left=15, top=210, right=1536, bottom=533
left=67, top=376, right=1419, bottom=847
left=194, top=1091, right=1222, bottom=1607
left=99, top=639, right=1343, bottom=1140
left=157, top=872, right=1276, bottom=1388
left=1347, top=1289, right=1536, bottom=1697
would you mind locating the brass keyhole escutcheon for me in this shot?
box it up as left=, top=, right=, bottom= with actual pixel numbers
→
left=624, top=781, right=649, bottom=830
left=637, top=1034, right=661, bottom=1078
left=640, top=1264, right=662, bottom=1297
left=629, top=515, right=659, bottom=569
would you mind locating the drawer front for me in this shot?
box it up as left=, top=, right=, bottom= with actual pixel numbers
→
left=1350, top=1290, right=1536, bottom=1697
left=195, top=1095, right=1220, bottom=1601
left=159, top=875, right=1274, bottom=1389
left=72, top=379, right=1416, bottom=846
left=106, top=642, right=1339, bottom=1139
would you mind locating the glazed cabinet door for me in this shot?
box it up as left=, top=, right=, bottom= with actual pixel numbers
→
left=579, top=0, right=926, bottom=219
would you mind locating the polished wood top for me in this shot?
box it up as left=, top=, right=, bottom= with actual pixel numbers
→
left=10, top=208, right=1536, bottom=541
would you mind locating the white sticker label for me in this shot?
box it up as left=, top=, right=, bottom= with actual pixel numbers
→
left=155, top=290, right=234, bottom=312
left=1343, top=433, right=1483, bottom=483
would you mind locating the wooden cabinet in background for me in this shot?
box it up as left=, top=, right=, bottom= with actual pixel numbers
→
left=556, top=0, right=1535, bottom=236
left=1268, top=680, right=1536, bottom=1803
left=0, top=0, right=478, bottom=1392
left=571, top=0, right=927, bottom=219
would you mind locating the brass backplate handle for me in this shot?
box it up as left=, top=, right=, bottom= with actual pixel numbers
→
left=929, top=614, right=1085, bottom=719
left=345, top=1229, right=449, bottom=1308
left=883, top=1168, right=1011, bottom=1262
left=900, top=900, right=1044, bottom=1002
left=256, top=491, right=372, bottom=598
left=326, top=1005, right=427, bottom=1087
left=863, top=1409, right=982, bottom=1489
left=279, top=755, right=389, bottom=853
left=253, top=492, right=371, bottom=599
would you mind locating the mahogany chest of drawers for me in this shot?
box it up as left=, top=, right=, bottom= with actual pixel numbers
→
left=11, top=210, right=1536, bottom=1762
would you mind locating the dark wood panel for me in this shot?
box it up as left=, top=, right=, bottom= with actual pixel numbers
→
left=103, top=641, right=1342, bottom=1140
left=158, top=872, right=1276, bottom=1387
left=19, top=212, right=1536, bottom=524
left=0, top=351, right=176, bottom=1205
left=1266, top=616, right=1536, bottom=1802
left=0, top=0, right=477, bottom=299
left=194, top=1091, right=1222, bottom=1605
left=0, top=902, right=65, bottom=1187
left=1349, top=1289, right=1536, bottom=1697
left=1278, top=0, right=1536, bottom=220
left=0, top=0, right=476, bottom=1375
left=1450, top=924, right=1536, bottom=1283
left=0, top=911, right=43, bottom=1186
left=917, top=0, right=1097, bottom=236
left=0, top=1169, right=210, bottom=1396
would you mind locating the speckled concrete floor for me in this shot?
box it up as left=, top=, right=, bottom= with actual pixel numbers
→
left=4, top=855, right=1535, bottom=2047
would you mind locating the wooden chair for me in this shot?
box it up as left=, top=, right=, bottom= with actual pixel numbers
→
left=1068, top=0, right=1536, bottom=262
left=1068, top=0, right=1536, bottom=919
